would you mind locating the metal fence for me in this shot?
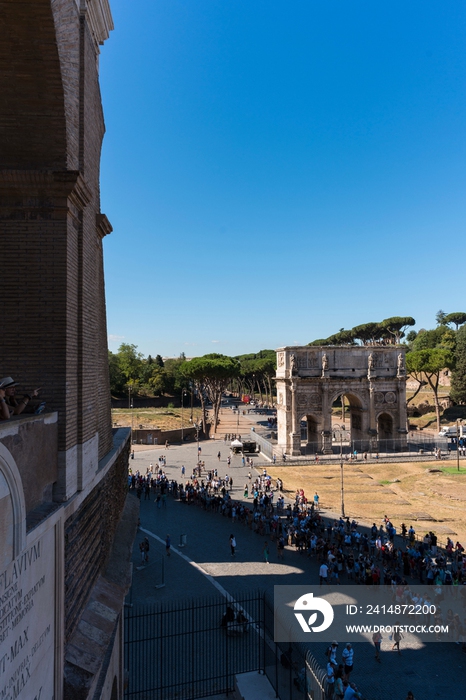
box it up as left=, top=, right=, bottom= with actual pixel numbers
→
left=251, top=429, right=275, bottom=459
left=124, top=590, right=327, bottom=700
left=253, top=430, right=449, bottom=460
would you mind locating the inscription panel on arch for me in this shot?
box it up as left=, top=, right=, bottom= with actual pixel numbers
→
left=0, top=527, right=55, bottom=700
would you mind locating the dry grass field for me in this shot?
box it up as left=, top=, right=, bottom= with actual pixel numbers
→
left=268, top=460, right=466, bottom=546
left=112, top=407, right=203, bottom=431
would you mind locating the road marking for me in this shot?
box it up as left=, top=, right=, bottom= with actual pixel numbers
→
left=139, top=526, right=232, bottom=599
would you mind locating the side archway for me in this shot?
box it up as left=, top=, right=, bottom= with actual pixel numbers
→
left=377, top=412, right=394, bottom=440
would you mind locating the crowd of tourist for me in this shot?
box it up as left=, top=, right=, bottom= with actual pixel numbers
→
left=129, top=450, right=466, bottom=700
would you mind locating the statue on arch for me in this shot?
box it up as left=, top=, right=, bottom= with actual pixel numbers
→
left=397, top=352, right=405, bottom=374
left=321, top=353, right=328, bottom=372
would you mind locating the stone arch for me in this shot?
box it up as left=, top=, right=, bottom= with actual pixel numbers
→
left=0, top=443, right=26, bottom=565
left=0, top=0, right=68, bottom=169
left=330, top=390, right=366, bottom=443
left=377, top=412, right=394, bottom=440
left=299, top=413, right=321, bottom=451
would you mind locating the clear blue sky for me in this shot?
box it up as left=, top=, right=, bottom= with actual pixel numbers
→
left=100, top=0, right=466, bottom=359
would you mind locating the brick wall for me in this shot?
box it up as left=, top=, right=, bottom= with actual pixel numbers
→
left=0, top=0, right=113, bottom=463
left=64, top=437, right=130, bottom=644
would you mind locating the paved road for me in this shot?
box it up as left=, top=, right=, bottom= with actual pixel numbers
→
left=127, top=437, right=465, bottom=700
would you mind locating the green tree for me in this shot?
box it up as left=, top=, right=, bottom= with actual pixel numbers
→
left=308, top=338, right=330, bottom=346
left=406, top=348, right=455, bottom=431
left=148, top=366, right=168, bottom=396
left=412, top=326, right=449, bottom=351
left=163, top=357, right=186, bottom=395
left=180, top=354, right=240, bottom=433
left=117, top=343, right=144, bottom=383
left=451, top=324, right=466, bottom=404
left=436, top=309, right=447, bottom=326
left=155, top=354, right=165, bottom=367
left=380, top=316, right=416, bottom=344
left=444, top=312, right=466, bottom=331
left=351, top=322, right=380, bottom=345
left=108, top=351, right=126, bottom=394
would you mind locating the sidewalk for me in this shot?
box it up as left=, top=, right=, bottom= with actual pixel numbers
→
left=128, top=437, right=463, bottom=700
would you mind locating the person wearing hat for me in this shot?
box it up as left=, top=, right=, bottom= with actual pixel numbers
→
left=0, top=377, right=41, bottom=418
left=0, top=385, right=10, bottom=420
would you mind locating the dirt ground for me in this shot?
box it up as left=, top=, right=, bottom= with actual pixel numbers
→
left=268, top=460, right=466, bottom=547
left=112, top=407, right=202, bottom=431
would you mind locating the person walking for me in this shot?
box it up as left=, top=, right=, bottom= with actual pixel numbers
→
left=392, top=626, right=403, bottom=654
left=319, top=562, right=328, bottom=586
left=143, top=537, right=150, bottom=564
left=342, top=643, right=354, bottom=681
left=230, top=534, right=236, bottom=556
left=325, top=661, right=336, bottom=700
left=263, top=541, right=270, bottom=564
left=372, top=630, right=382, bottom=662
left=244, top=483, right=249, bottom=498
left=165, top=534, right=171, bottom=557
left=217, top=451, right=221, bottom=461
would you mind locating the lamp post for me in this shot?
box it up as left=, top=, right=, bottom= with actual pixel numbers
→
left=334, top=428, right=349, bottom=517
left=457, top=419, right=463, bottom=471
left=340, top=432, right=345, bottom=518
left=130, top=398, right=134, bottom=444
left=193, top=421, right=201, bottom=465
left=181, top=390, right=187, bottom=442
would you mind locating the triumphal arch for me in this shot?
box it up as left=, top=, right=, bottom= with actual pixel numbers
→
left=276, top=346, right=407, bottom=456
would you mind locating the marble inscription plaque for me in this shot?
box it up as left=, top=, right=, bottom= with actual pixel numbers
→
left=0, top=527, right=55, bottom=700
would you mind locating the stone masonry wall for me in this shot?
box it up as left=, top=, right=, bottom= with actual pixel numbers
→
left=64, top=437, right=130, bottom=644
left=0, top=1, right=113, bottom=463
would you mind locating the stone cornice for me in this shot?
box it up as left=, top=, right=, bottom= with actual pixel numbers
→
left=80, top=0, right=114, bottom=46
left=0, top=170, right=92, bottom=208
left=96, top=213, right=113, bottom=238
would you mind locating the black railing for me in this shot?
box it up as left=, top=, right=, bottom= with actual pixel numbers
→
left=124, top=592, right=265, bottom=699
left=124, top=590, right=327, bottom=700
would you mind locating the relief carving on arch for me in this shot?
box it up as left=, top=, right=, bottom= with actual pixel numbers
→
left=308, top=352, right=318, bottom=368
left=297, top=353, right=307, bottom=369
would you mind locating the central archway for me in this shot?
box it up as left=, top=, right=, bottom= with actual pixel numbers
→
left=331, top=391, right=366, bottom=447
left=300, top=413, right=320, bottom=453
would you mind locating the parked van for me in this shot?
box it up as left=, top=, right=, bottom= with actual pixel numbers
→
left=438, top=426, right=464, bottom=437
